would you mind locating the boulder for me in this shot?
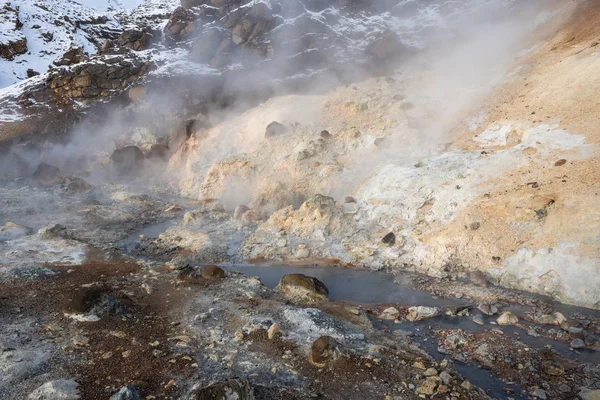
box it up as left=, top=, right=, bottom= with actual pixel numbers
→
left=32, top=163, right=63, bottom=186
left=111, top=146, right=145, bottom=175
left=276, top=274, right=329, bottom=302
left=309, top=336, right=343, bottom=367
left=380, top=307, right=400, bottom=320
left=28, top=379, right=80, bottom=400
left=190, top=378, right=254, bottom=399
left=110, top=385, right=140, bottom=400
left=496, top=311, right=519, bottom=325
left=406, top=306, right=441, bottom=322
left=382, top=232, right=395, bottom=246
left=534, top=312, right=567, bottom=326
left=64, top=177, right=92, bottom=193
left=165, top=7, right=195, bottom=41
left=201, top=265, right=225, bottom=280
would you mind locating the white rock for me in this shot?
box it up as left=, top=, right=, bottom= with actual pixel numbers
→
left=380, top=307, right=400, bottom=320
left=406, top=306, right=440, bottom=322
left=28, top=380, right=80, bottom=400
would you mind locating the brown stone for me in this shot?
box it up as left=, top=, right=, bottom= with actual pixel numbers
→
left=64, top=177, right=92, bottom=193
left=32, top=163, right=63, bottom=186
left=201, top=265, right=225, bottom=280
left=191, top=378, right=253, bottom=400
left=310, top=336, right=341, bottom=367
left=276, top=274, right=329, bottom=302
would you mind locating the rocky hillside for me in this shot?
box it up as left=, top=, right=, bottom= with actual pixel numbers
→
left=0, top=0, right=598, bottom=310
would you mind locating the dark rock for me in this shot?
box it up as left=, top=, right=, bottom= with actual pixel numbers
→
left=319, top=130, right=331, bottom=139
left=276, top=274, right=329, bottom=302
left=469, top=221, right=481, bottom=230
left=201, top=265, right=225, bottom=280
left=111, top=146, right=144, bottom=175
left=32, top=163, right=63, bottom=186
left=265, top=121, right=288, bottom=138
left=62, top=286, right=132, bottom=318
left=117, top=30, right=150, bottom=51
left=110, top=385, right=140, bottom=400
left=54, top=47, right=85, bottom=66
left=554, top=159, right=567, bottom=166
left=27, top=69, right=40, bottom=78
left=64, top=176, right=92, bottom=193
left=310, top=336, right=342, bottom=367
left=344, top=196, right=356, bottom=204
left=472, top=313, right=485, bottom=326
left=0, top=37, right=27, bottom=60
left=382, top=232, right=395, bottom=246
left=190, top=378, right=254, bottom=400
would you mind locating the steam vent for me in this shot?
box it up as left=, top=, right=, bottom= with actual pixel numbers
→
left=1, top=0, right=599, bottom=399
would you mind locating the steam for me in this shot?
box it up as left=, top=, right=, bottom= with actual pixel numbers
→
left=0, top=0, right=572, bottom=211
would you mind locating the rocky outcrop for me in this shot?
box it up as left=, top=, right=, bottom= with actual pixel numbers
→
left=116, top=30, right=151, bottom=51
left=164, top=7, right=196, bottom=42
left=47, top=56, right=154, bottom=102
left=54, top=47, right=86, bottom=67
left=0, top=37, right=27, bottom=60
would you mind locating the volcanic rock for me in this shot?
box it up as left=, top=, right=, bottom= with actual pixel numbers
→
left=111, top=146, right=145, bottom=175
left=117, top=30, right=150, bottom=51
left=382, top=232, right=395, bottom=246
left=110, top=385, right=140, bottom=400
left=54, top=47, right=85, bottom=66
left=28, top=379, right=80, bottom=400
left=380, top=307, right=400, bottom=320
left=406, top=306, right=441, bottom=322
left=310, top=336, right=342, bottom=367
left=201, top=265, right=225, bottom=280
left=496, top=311, right=519, bottom=325
left=32, top=163, right=63, bottom=186
left=276, top=274, right=329, bottom=302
